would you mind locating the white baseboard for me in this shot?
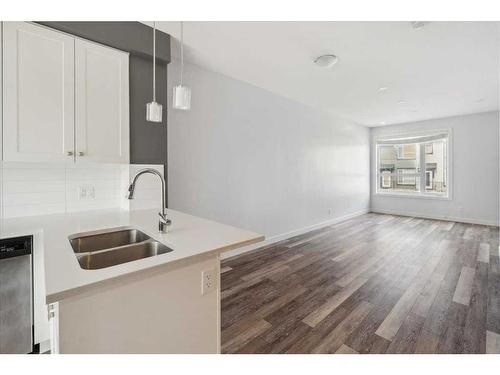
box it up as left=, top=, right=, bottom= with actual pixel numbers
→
left=221, top=209, right=370, bottom=260
left=370, top=208, right=500, bottom=227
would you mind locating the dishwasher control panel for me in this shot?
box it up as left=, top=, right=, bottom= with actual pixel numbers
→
left=0, top=235, right=32, bottom=259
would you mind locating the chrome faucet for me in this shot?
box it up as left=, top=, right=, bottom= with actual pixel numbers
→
left=127, top=169, right=172, bottom=233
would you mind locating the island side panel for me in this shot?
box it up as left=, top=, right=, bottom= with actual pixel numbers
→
left=56, top=254, right=220, bottom=353
left=216, top=253, right=222, bottom=354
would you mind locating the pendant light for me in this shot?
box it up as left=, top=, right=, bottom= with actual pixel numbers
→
left=173, top=21, right=191, bottom=110
left=146, top=21, right=163, bottom=123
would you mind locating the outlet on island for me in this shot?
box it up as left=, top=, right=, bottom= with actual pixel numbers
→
left=201, top=269, right=217, bottom=295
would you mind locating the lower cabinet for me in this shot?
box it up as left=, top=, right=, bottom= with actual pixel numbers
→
left=49, top=254, right=220, bottom=354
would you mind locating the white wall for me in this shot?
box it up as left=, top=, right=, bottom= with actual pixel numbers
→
left=167, top=59, right=370, bottom=240
left=370, top=111, right=499, bottom=226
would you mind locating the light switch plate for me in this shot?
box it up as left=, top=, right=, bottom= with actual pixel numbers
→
left=201, top=269, right=217, bottom=295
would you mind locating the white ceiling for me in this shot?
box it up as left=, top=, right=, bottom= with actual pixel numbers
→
left=156, top=21, right=499, bottom=126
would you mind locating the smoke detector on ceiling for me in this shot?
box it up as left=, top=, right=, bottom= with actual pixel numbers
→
left=314, top=54, right=338, bottom=68
left=411, top=21, right=428, bottom=29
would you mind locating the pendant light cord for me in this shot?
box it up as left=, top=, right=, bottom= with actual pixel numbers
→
left=180, top=21, right=184, bottom=86
left=153, top=21, right=156, bottom=102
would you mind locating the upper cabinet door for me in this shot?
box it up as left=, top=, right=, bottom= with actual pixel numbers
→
left=2, top=22, right=75, bottom=162
left=75, top=39, right=130, bottom=164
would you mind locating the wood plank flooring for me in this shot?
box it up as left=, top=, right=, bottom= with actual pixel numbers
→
left=220, top=213, right=500, bottom=354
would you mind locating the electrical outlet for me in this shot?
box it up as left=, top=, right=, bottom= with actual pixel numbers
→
left=78, top=185, right=96, bottom=200
left=78, top=186, right=86, bottom=200
left=201, top=269, right=217, bottom=295
left=87, top=186, right=95, bottom=199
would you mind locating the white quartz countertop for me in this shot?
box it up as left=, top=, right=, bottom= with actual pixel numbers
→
left=0, top=208, right=264, bottom=303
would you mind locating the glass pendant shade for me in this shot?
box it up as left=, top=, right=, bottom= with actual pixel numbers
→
left=173, top=85, right=191, bottom=110
left=146, top=21, right=163, bottom=123
left=146, top=101, right=163, bottom=122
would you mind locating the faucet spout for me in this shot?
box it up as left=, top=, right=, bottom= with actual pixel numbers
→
left=127, top=184, right=136, bottom=199
left=127, top=168, right=170, bottom=233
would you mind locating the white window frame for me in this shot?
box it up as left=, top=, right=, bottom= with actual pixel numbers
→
left=374, top=129, right=452, bottom=200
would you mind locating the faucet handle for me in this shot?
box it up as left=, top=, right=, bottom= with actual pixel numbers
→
left=158, top=212, right=172, bottom=225
left=158, top=212, right=172, bottom=233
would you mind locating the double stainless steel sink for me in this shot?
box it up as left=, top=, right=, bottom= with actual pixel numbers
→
left=68, top=227, right=173, bottom=270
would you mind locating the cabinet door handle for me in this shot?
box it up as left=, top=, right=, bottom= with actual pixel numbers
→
left=67, top=151, right=74, bottom=156
left=78, top=152, right=85, bottom=156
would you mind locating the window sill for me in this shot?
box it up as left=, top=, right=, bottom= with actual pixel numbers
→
left=375, top=191, right=451, bottom=200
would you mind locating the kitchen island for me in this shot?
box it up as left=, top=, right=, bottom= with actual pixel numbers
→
left=0, top=208, right=263, bottom=353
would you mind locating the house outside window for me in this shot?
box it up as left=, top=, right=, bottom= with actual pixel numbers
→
left=396, top=144, right=417, bottom=160
left=425, top=170, right=433, bottom=189
left=381, top=171, right=392, bottom=188
left=397, top=168, right=417, bottom=186
left=375, top=131, right=450, bottom=198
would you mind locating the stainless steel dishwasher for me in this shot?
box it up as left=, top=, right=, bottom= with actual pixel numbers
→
left=0, top=235, right=33, bottom=354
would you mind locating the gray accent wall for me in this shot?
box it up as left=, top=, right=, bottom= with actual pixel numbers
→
left=37, top=22, right=170, bottom=168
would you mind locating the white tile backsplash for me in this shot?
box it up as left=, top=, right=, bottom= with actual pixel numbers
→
left=66, top=164, right=123, bottom=181
left=0, top=162, right=164, bottom=218
left=3, top=202, right=67, bottom=218
left=3, top=180, right=66, bottom=194
left=3, top=191, right=65, bottom=206
left=1, top=162, right=67, bottom=218
left=2, top=167, right=66, bottom=181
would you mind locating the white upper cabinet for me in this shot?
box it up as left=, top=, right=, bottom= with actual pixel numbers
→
left=2, top=22, right=75, bottom=162
left=2, top=22, right=130, bottom=164
left=75, top=39, right=129, bottom=164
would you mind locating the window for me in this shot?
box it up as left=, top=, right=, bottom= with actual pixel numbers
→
left=425, top=170, right=433, bottom=189
left=381, top=171, right=391, bottom=188
left=376, top=131, right=449, bottom=198
left=397, top=168, right=417, bottom=186
left=397, top=144, right=417, bottom=159
left=424, top=139, right=447, bottom=193
left=425, top=143, right=433, bottom=155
